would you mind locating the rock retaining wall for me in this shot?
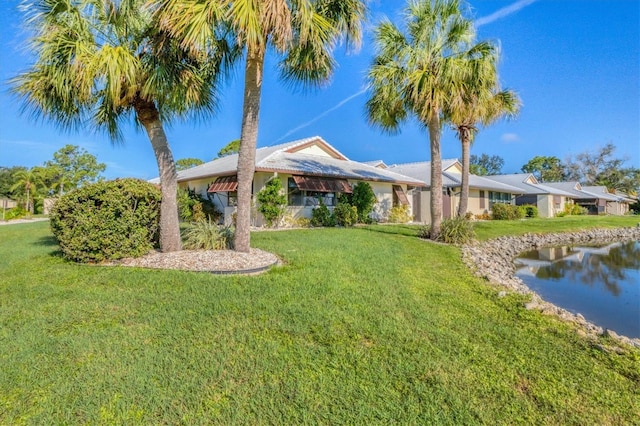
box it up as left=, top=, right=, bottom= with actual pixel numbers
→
left=461, top=226, right=640, bottom=348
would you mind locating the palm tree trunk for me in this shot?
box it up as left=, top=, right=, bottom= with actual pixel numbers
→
left=428, top=112, right=442, bottom=239
left=235, top=47, right=265, bottom=253
left=457, top=127, right=471, bottom=217
left=134, top=97, right=181, bottom=252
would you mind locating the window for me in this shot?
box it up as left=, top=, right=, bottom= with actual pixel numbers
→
left=553, top=195, right=561, bottom=209
left=479, top=190, right=485, bottom=209
left=488, top=191, right=511, bottom=208
left=288, top=177, right=348, bottom=206
left=392, top=185, right=409, bottom=206
left=228, top=191, right=237, bottom=207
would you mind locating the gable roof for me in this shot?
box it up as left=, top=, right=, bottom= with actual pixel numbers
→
left=171, top=136, right=425, bottom=186
left=388, top=160, right=523, bottom=193
left=580, top=185, right=627, bottom=202
left=387, top=159, right=461, bottom=187
left=485, top=174, right=575, bottom=196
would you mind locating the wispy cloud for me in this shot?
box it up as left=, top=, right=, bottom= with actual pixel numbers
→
left=275, top=88, right=367, bottom=142
left=475, top=0, right=537, bottom=28
left=501, top=133, right=520, bottom=143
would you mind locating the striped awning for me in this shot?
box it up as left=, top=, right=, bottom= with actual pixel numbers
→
left=393, top=185, right=409, bottom=205
left=207, top=175, right=238, bottom=193
left=292, top=176, right=352, bottom=193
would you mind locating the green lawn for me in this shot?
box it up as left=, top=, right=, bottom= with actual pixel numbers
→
left=1, top=219, right=638, bottom=424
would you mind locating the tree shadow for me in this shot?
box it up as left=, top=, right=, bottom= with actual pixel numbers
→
left=34, top=235, right=65, bottom=258
left=358, top=224, right=421, bottom=238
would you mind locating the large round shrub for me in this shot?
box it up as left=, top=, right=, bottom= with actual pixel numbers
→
left=50, top=178, right=161, bottom=263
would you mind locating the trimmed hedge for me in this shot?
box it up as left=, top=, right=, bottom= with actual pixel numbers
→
left=49, top=179, right=161, bottom=263
left=492, top=203, right=525, bottom=220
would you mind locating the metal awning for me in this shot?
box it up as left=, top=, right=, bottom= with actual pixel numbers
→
left=393, top=185, right=409, bottom=205
left=291, top=176, right=352, bottom=193
left=207, top=175, right=238, bottom=193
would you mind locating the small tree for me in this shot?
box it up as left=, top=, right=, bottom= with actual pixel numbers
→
left=350, top=182, right=377, bottom=223
left=256, top=178, right=287, bottom=228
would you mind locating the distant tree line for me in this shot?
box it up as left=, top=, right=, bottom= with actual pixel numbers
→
left=471, top=143, right=639, bottom=196
left=0, top=144, right=105, bottom=213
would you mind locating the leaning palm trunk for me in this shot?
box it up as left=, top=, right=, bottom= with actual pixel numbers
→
left=235, top=48, right=265, bottom=253
left=134, top=98, right=181, bottom=252
left=428, top=113, right=443, bottom=239
left=457, top=127, right=472, bottom=217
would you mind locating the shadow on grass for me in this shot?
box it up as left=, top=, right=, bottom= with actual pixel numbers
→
left=34, top=235, right=65, bottom=258
left=358, top=224, right=422, bottom=238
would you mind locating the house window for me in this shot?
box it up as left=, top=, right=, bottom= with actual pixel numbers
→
left=287, top=177, right=343, bottom=206
left=479, top=190, right=485, bottom=209
left=392, top=185, right=409, bottom=206
left=553, top=195, right=561, bottom=209
left=228, top=191, right=237, bottom=207
left=488, top=191, right=511, bottom=208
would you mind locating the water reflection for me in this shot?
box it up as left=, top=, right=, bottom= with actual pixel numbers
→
left=515, top=241, right=640, bottom=338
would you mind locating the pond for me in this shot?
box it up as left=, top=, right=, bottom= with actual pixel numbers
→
left=514, top=241, right=640, bottom=339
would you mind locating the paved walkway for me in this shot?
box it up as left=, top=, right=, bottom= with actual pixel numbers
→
left=0, top=218, right=49, bottom=226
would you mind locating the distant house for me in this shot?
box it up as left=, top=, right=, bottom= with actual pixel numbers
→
left=484, top=174, right=574, bottom=218
left=544, top=183, right=633, bottom=215
left=167, top=136, right=424, bottom=225
left=387, top=160, right=523, bottom=222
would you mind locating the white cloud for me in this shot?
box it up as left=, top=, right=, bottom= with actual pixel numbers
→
left=475, top=0, right=537, bottom=28
left=275, top=88, right=367, bottom=142
left=501, top=133, right=520, bottom=143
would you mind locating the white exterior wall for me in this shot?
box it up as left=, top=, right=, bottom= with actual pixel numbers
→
left=368, top=181, right=394, bottom=222
left=182, top=172, right=409, bottom=226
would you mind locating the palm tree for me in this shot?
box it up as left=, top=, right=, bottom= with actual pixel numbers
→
left=446, top=48, right=520, bottom=217
left=10, top=168, right=44, bottom=214
left=11, top=0, right=233, bottom=251
left=159, top=0, right=366, bottom=252
left=366, top=0, right=488, bottom=239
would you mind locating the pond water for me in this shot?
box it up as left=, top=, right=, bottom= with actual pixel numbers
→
left=514, top=241, right=640, bottom=339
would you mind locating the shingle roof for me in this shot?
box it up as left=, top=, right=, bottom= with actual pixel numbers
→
left=386, top=160, right=460, bottom=187
left=485, top=174, right=576, bottom=196
left=388, top=160, right=524, bottom=193
left=166, top=136, right=424, bottom=186
left=579, top=185, right=624, bottom=202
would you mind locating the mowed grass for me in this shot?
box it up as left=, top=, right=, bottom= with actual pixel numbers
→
left=0, top=220, right=639, bottom=424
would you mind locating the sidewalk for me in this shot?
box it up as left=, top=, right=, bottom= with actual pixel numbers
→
left=0, top=217, right=49, bottom=226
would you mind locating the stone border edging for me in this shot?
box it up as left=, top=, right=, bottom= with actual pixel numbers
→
left=461, top=226, right=640, bottom=349
left=209, top=259, right=280, bottom=275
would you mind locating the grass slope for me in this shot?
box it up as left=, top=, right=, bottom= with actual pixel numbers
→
left=0, top=220, right=638, bottom=424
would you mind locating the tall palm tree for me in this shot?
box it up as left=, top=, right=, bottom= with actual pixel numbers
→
left=12, top=0, right=233, bottom=251
left=10, top=168, right=44, bottom=214
left=366, top=0, right=488, bottom=239
left=159, top=0, right=366, bottom=252
left=446, top=48, right=520, bottom=217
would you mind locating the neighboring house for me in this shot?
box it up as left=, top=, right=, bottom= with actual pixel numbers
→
left=544, top=182, right=632, bottom=215
left=484, top=174, right=574, bottom=218
left=167, top=136, right=424, bottom=225
left=581, top=186, right=632, bottom=215
left=387, top=160, right=523, bottom=222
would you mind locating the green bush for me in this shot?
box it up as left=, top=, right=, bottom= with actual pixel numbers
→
left=333, top=202, right=358, bottom=227
left=182, top=219, right=234, bottom=250
left=350, top=182, right=376, bottom=223
left=257, top=178, right=287, bottom=227
left=387, top=205, right=412, bottom=223
left=3, top=206, right=28, bottom=221
left=491, top=203, right=525, bottom=220
left=437, top=216, right=476, bottom=244
left=523, top=204, right=539, bottom=218
left=49, top=178, right=161, bottom=263
left=177, top=187, right=221, bottom=223
left=311, top=199, right=334, bottom=227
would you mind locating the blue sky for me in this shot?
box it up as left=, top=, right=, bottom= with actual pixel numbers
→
left=1, top=0, right=638, bottom=180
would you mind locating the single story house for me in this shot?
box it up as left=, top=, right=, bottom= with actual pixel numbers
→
left=544, top=182, right=633, bottom=215
left=169, top=136, right=425, bottom=225
left=484, top=173, right=575, bottom=218
left=386, top=160, right=524, bottom=222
